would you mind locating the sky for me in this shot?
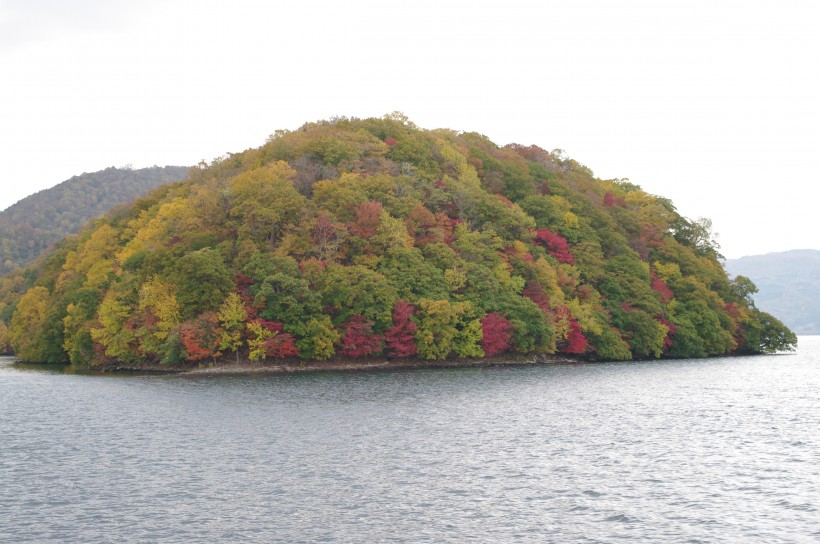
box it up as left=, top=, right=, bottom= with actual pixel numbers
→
left=1, top=0, right=818, bottom=259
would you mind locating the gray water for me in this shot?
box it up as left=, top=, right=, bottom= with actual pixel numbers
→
left=1, top=339, right=819, bottom=543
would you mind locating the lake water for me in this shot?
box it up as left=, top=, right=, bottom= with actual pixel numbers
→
left=2, top=338, right=819, bottom=543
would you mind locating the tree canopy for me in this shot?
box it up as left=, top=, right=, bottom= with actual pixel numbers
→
left=0, top=115, right=797, bottom=366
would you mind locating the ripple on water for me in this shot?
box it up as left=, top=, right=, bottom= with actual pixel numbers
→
left=1, top=344, right=820, bottom=543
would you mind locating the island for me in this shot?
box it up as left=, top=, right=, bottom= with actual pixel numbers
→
left=0, top=113, right=796, bottom=371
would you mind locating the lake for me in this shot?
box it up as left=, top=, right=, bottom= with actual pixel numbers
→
left=2, top=338, right=819, bottom=543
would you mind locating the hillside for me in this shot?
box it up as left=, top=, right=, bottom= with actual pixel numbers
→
left=0, top=165, right=190, bottom=275
left=725, top=250, right=820, bottom=335
left=0, top=114, right=796, bottom=365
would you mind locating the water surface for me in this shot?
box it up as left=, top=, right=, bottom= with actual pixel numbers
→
left=2, top=338, right=819, bottom=542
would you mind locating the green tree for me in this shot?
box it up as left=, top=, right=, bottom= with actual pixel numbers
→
left=315, top=264, right=397, bottom=330
left=414, top=299, right=478, bottom=360
left=295, top=315, right=339, bottom=360
left=228, top=162, right=306, bottom=248
left=173, top=248, right=233, bottom=319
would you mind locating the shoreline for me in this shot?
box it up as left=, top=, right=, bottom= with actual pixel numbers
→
left=94, top=353, right=585, bottom=376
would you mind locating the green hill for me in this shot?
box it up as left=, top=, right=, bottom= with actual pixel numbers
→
left=0, top=115, right=796, bottom=365
left=0, top=165, right=190, bottom=275
left=725, top=250, right=820, bottom=335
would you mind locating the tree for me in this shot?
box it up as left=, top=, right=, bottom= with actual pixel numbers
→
left=563, top=319, right=589, bottom=354
left=246, top=319, right=300, bottom=360
left=295, top=315, right=339, bottom=360
left=228, top=162, right=307, bottom=248
left=90, top=283, right=139, bottom=362
left=179, top=312, right=222, bottom=362
left=480, top=312, right=513, bottom=356
left=137, top=277, right=181, bottom=356
left=312, top=212, right=346, bottom=262
left=315, top=264, right=397, bottom=330
left=385, top=301, right=418, bottom=357
left=0, top=320, right=11, bottom=354
left=218, top=292, right=248, bottom=362
left=8, top=286, right=50, bottom=361
left=453, top=318, right=484, bottom=358
left=349, top=200, right=383, bottom=239
left=173, top=248, right=233, bottom=320
left=744, top=310, right=797, bottom=354
left=254, top=273, right=322, bottom=329
left=414, top=299, right=478, bottom=360
left=533, top=229, right=574, bottom=264
left=246, top=320, right=273, bottom=362
left=339, top=316, right=383, bottom=357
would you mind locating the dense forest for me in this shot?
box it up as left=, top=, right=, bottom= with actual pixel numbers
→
left=0, top=166, right=190, bottom=275
left=0, top=114, right=796, bottom=365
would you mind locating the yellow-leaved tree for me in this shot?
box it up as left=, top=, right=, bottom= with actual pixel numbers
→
left=8, top=286, right=49, bottom=362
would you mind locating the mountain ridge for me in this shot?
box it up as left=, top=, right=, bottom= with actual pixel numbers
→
left=725, top=249, right=820, bottom=335
left=0, top=165, right=190, bottom=275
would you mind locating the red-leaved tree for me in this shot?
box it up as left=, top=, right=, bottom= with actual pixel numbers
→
left=257, top=319, right=299, bottom=358
left=603, top=191, right=625, bottom=207
left=350, top=200, right=383, bottom=239
left=533, top=229, right=574, bottom=264
left=523, top=279, right=551, bottom=312
left=480, top=312, right=513, bottom=356
left=385, top=300, right=417, bottom=357
left=180, top=312, right=222, bottom=361
left=339, top=315, right=383, bottom=357
left=650, top=272, right=674, bottom=304
left=563, top=319, right=589, bottom=354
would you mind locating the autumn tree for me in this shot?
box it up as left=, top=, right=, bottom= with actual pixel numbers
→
left=414, top=299, right=482, bottom=360
left=480, top=312, right=513, bottom=356
left=228, top=162, right=306, bottom=248
left=295, top=315, right=339, bottom=360
left=179, top=312, right=222, bottom=362
left=218, top=292, right=248, bottom=362
left=339, top=316, right=383, bottom=357
left=9, top=287, right=52, bottom=361
left=533, top=229, right=574, bottom=264
left=385, top=300, right=418, bottom=357
left=0, top=320, right=11, bottom=354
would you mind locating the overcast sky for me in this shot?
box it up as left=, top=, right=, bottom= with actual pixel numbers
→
left=1, top=0, right=818, bottom=258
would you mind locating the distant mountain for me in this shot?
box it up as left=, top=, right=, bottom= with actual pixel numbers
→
left=0, top=166, right=190, bottom=275
left=725, top=249, right=820, bottom=335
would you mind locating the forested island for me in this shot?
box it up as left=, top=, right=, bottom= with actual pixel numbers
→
left=0, top=114, right=796, bottom=368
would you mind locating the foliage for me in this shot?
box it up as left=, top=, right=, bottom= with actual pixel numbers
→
left=0, top=320, right=11, bottom=354
left=0, top=114, right=795, bottom=365
left=295, top=315, right=339, bottom=360
left=339, top=316, right=384, bottom=357
left=0, top=166, right=189, bottom=275
left=218, top=292, right=248, bottom=362
left=179, top=312, right=222, bottom=361
left=480, top=312, right=513, bottom=356
left=385, top=300, right=418, bottom=357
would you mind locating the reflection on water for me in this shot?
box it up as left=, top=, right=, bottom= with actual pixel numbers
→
left=1, top=338, right=819, bottom=543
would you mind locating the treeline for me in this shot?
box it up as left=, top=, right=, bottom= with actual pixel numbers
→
left=0, top=114, right=796, bottom=366
left=0, top=166, right=190, bottom=275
